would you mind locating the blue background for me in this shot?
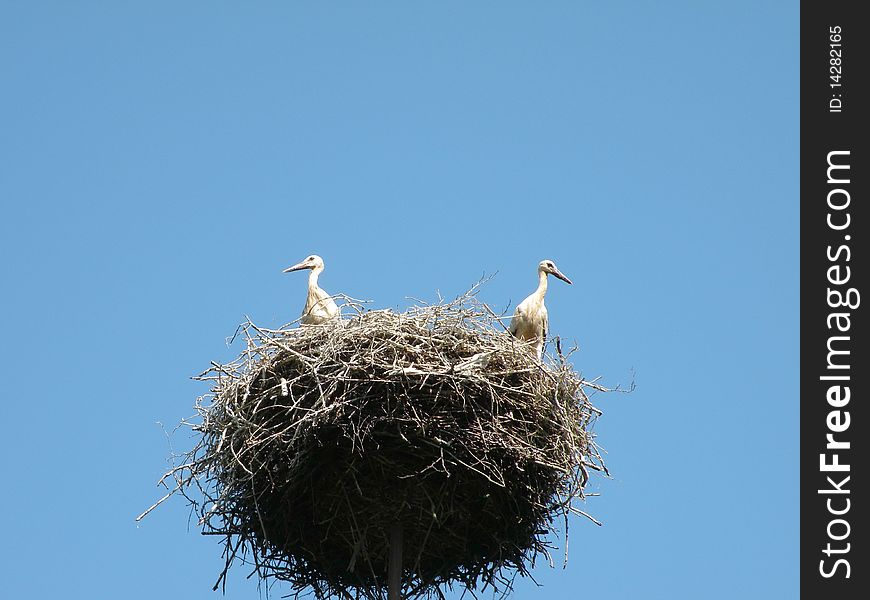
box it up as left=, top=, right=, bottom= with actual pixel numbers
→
left=0, top=2, right=798, bottom=598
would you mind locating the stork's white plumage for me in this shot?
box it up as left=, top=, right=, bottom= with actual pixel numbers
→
left=283, top=254, right=340, bottom=325
left=508, top=259, right=573, bottom=358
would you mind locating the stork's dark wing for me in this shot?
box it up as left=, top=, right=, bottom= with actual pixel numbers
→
left=508, top=306, right=521, bottom=336
left=541, top=308, right=548, bottom=347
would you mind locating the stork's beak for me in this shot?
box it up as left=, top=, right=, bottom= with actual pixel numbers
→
left=552, top=268, right=573, bottom=285
left=283, top=261, right=309, bottom=273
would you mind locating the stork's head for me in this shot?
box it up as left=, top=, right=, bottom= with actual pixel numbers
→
left=283, top=254, right=325, bottom=273
left=539, top=259, right=572, bottom=284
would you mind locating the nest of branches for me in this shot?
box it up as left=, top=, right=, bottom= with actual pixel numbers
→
left=145, top=287, right=608, bottom=599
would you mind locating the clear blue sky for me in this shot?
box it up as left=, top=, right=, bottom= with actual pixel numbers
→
left=0, top=3, right=798, bottom=599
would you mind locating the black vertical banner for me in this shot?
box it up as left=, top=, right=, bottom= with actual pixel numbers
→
left=802, top=2, right=867, bottom=597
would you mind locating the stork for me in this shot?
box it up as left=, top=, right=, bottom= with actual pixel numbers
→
left=282, top=254, right=340, bottom=325
left=509, top=259, right=573, bottom=358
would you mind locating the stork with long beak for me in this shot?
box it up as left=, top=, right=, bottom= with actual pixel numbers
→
left=509, top=259, right=573, bottom=358
left=283, top=254, right=340, bottom=325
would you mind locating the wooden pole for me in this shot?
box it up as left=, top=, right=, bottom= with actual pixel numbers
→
left=388, top=523, right=403, bottom=600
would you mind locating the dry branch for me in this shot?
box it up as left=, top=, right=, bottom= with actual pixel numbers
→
left=143, top=286, right=608, bottom=599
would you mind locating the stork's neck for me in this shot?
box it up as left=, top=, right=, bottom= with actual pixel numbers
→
left=535, top=269, right=548, bottom=298
left=308, top=267, right=323, bottom=290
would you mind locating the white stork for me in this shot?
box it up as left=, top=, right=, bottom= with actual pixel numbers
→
left=509, top=259, right=573, bottom=358
left=283, top=254, right=340, bottom=325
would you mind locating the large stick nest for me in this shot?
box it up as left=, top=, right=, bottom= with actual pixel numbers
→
left=147, top=287, right=608, bottom=599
